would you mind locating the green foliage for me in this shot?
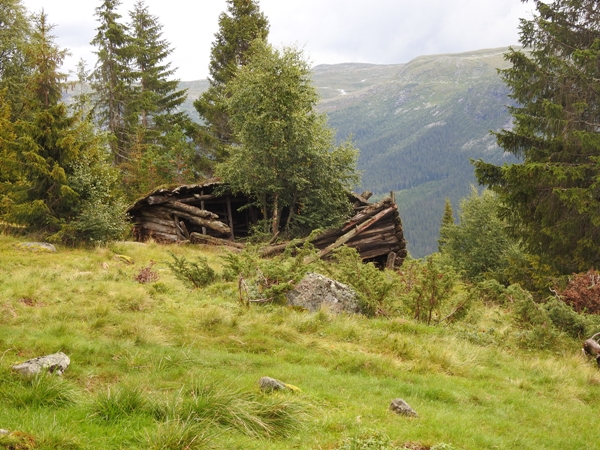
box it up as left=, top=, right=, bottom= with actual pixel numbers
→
left=0, top=373, right=80, bottom=409
left=219, top=40, right=360, bottom=236
left=2, top=237, right=600, bottom=448
left=439, top=188, right=520, bottom=283
left=437, top=197, right=454, bottom=251
left=222, top=245, right=318, bottom=303
left=178, top=381, right=305, bottom=438
left=194, top=0, right=269, bottom=161
left=142, top=419, right=213, bottom=450
left=401, top=255, right=456, bottom=324
left=0, top=13, right=126, bottom=244
left=166, top=252, right=217, bottom=289
left=0, top=0, right=31, bottom=118
left=474, top=0, right=600, bottom=274
left=90, top=0, right=131, bottom=165
left=326, top=246, right=400, bottom=316
left=335, top=430, right=397, bottom=450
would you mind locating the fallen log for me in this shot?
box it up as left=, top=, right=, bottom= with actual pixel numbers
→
left=190, top=232, right=245, bottom=249
left=161, top=201, right=219, bottom=220
left=153, top=207, right=231, bottom=235
left=583, top=332, right=600, bottom=367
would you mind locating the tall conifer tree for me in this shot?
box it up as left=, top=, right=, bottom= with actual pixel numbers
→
left=194, top=0, right=269, bottom=161
left=128, top=0, right=187, bottom=135
left=6, top=12, right=80, bottom=230
left=474, top=0, right=600, bottom=273
left=91, top=0, right=131, bottom=164
left=0, top=0, right=31, bottom=118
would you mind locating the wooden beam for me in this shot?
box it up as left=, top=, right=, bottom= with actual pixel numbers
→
left=226, top=195, right=235, bottom=241
left=304, top=206, right=396, bottom=264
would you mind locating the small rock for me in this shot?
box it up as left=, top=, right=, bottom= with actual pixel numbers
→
left=15, top=242, right=57, bottom=253
left=0, top=429, right=8, bottom=435
left=12, top=352, right=70, bottom=376
left=113, top=254, right=134, bottom=264
left=259, top=376, right=287, bottom=392
left=390, top=398, right=418, bottom=417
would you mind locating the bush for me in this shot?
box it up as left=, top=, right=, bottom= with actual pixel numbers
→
left=400, top=255, right=456, bottom=325
left=222, top=244, right=319, bottom=304
left=166, top=253, right=217, bottom=289
left=327, top=246, right=400, bottom=316
left=543, top=297, right=588, bottom=338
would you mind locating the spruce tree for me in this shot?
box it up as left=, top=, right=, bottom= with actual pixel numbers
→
left=127, top=0, right=187, bottom=135
left=91, top=0, right=131, bottom=164
left=194, top=0, right=269, bottom=161
left=6, top=12, right=80, bottom=230
left=438, top=197, right=454, bottom=251
left=474, top=0, right=600, bottom=274
left=0, top=0, right=31, bottom=118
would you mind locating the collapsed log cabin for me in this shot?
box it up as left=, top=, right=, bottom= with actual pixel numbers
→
left=126, top=182, right=407, bottom=268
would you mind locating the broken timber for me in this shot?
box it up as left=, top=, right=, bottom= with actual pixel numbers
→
left=127, top=183, right=407, bottom=268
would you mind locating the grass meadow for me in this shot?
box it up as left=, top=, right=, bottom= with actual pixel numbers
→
left=0, top=233, right=599, bottom=449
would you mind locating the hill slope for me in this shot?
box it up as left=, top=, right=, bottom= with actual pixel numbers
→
left=1, top=235, right=599, bottom=449
left=180, top=48, right=517, bottom=257
left=311, top=48, right=517, bottom=257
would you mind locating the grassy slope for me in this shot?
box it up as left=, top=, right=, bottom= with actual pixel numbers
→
left=1, top=235, right=599, bottom=449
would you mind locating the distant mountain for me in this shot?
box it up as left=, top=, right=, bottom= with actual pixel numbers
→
left=181, top=47, right=517, bottom=257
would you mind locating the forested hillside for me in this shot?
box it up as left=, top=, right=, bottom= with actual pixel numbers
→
left=180, top=47, right=518, bottom=257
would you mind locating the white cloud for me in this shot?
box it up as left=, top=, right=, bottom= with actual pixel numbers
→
left=21, top=0, right=532, bottom=81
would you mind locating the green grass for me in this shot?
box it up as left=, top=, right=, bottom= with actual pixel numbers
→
left=0, top=233, right=599, bottom=449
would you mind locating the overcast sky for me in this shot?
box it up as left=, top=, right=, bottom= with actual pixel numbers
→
left=21, top=0, right=533, bottom=81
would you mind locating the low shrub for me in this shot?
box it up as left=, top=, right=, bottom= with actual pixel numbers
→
left=166, top=252, right=217, bottom=289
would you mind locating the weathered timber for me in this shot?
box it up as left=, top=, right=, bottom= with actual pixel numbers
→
left=360, top=246, right=400, bottom=260
left=138, top=215, right=177, bottom=228
left=176, top=194, right=216, bottom=204
left=386, top=252, right=397, bottom=270
left=258, top=238, right=308, bottom=257
left=304, top=206, right=396, bottom=264
left=146, top=195, right=171, bottom=205
left=147, top=230, right=179, bottom=242
left=190, top=232, right=246, bottom=249
left=226, top=196, right=235, bottom=240
left=140, top=221, right=177, bottom=235
left=341, top=201, right=392, bottom=232
left=153, top=207, right=231, bottom=235
left=162, top=201, right=219, bottom=220
left=140, top=208, right=174, bottom=221
left=178, top=220, right=191, bottom=240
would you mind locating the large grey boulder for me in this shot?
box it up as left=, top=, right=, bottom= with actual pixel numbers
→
left=389, top=398, right=418, bottom=417
left=12, top=352, right=70, bottom=376
left=287, top=272, right=360, bottom=314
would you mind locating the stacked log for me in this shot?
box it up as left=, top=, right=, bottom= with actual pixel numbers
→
left=129, top=187, right=231, bottom=243
left=310, top=197, right=407, bottom=268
